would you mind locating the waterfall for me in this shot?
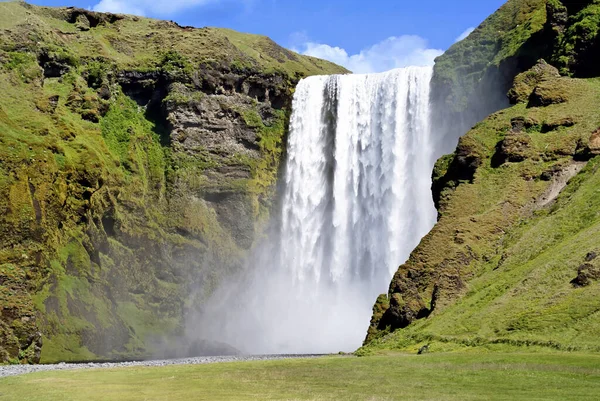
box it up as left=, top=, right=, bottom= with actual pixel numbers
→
left=196, top=67, right=437, bottom=354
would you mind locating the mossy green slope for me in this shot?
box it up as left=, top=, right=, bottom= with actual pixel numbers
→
left=363, top=67, right=600, bottom=354
left=431, top=0, right=600, bottom=151
left=364, top=0, right=600, bottom=356
left=0, top=1, right=347, bottom=364
left=432, top=0, right=547, bottom=115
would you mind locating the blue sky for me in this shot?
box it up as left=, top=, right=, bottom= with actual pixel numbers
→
left=27, top=0, right=507, bottom=72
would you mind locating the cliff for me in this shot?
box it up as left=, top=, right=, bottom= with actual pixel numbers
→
left=430, top=0, right=600, bottom=153
left=364, top=0, right=600, bottom=353
left=0, top=1, right=346, bottom=364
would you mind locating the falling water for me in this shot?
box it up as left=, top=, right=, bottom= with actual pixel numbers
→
left=197, top=67, right=438, bottom=354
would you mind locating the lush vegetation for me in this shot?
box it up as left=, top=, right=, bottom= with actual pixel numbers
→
left=0, top=1, right=347, bottom=364
left=1, top=353, right=600, bottom=400
left=432, top=0, right=548, bottom=116
left=366, top=0, right=600, bottom=356
left=364, top=66, right=600, bottom=353
left=431, top=0, right=600, bottom=129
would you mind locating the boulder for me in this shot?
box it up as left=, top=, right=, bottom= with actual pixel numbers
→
left=528, top=78, right=571, bottom=107
left=492, top=133, right=533, bottom=167
left=588, top=128, right=600, bottom=155
left=508, top=60, right=560, bottom=104
left=571, top=263, right=600, bottom=287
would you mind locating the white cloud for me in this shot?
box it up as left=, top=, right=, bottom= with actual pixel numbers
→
left=293, top=35, right=443, bottom=74
left=92, top=0, right=217, bottom=16
left=455, top=27, right=475, bottom=43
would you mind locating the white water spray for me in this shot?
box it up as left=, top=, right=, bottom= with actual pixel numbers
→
left=197, top=67, right=438, bottom=354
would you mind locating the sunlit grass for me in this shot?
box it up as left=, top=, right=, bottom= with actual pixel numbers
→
left=1, top=353, right=600, bottom=401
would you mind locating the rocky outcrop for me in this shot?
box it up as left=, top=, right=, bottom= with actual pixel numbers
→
left=429, top=0, right=549, bottom=155
left=508, top=60, right=561, bottom=104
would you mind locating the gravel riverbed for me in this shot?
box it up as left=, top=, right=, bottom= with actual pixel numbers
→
left=0, top=355, right=325, bottom=378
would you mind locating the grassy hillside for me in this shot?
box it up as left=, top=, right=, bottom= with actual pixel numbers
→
left=430, top=0, right=600, bottom=153
left=2, top=353, right=600, bottom=400
left=363, top=62, right=600, bottom=354
left=0, top=2, right=343, bottom=77
left=365, top=0, right=600, bottom=356
left=0, top=1, right=347, bottom=364
left=432, top=0, right=548, bottom=115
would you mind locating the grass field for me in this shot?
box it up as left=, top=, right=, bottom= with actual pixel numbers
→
left=1, top=353, right=600, bottom=400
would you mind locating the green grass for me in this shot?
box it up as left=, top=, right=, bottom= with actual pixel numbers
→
left=0, top=2, right=348, bottom=77
left=1, top=353, right=600, bottom=400
left=364, top=76, right=600, bottom=353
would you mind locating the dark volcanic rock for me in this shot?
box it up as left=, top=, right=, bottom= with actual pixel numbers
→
left=571, top=263, right=600, bottom=287
left=585, top=251, right=598, bottom=262
left=492, top=133, right=533, bottom=167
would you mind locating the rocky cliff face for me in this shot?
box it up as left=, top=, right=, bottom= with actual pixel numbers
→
left=364, top=0, right=600, bottom=353
left=0, top=2, right=346, bottom=364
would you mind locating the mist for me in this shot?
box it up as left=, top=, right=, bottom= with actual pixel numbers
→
left=184, top=67, right=441, bottom=354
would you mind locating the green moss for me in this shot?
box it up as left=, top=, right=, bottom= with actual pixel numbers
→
left=241, top=109, right=263, bottom=128
left=240, top=108, right=288, bottom=216
left=40, top=333, right=97, bottom=363
left=43, top=44, right=80, bottom=69
left=100, top=92, right=167, bottom=190
left=84, top=59, right=111, bottom=88
left=433, top=0, right=548, bottom=114
left=162, top=88, right=204, bottom=106
left=0, top=1, right=347, bottom=364
left=551, top=1, right=600, bottom=76
left=4, top=51, right=41, bottom=83
left=159, top=50, right=194, bottom=79
left=364, top=76, right=600, bottom=354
